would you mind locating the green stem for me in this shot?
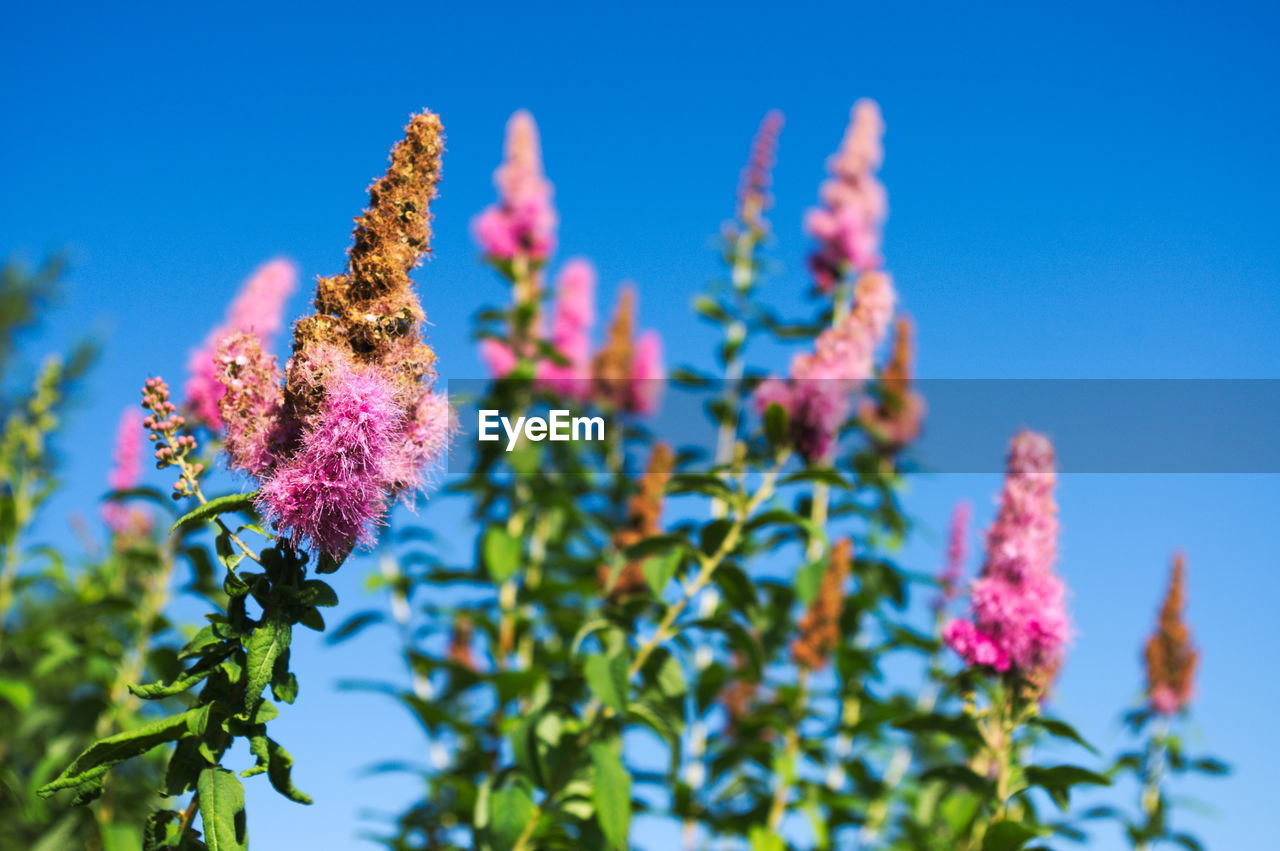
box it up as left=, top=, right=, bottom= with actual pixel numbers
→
left=767, top=668, right=810, bottom=830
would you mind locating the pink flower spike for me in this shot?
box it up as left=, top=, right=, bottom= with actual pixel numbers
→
left=480, top=338, right=518, bottom=379
left=473, top=110, right=558, bottom=262
left=936, top=500, right=973, bottom=609
left=537, top=259, right=597, bottom=397
left=806, top=99, right=889, bottom=292
left=947, top=430, right=1070, bottom=678
left=103, top=407, right=151, bottom=537
left=386, top=389, right=455, bottom=502
left=627, top=329, right=665, bottom=414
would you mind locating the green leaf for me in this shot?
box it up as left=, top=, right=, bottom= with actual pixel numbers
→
left=38, top=707, right=206, bottom=797
left=983, top=820, right=1041, bottom=851
left=299, top=579, right=339, bottom=607
left=794, top=557, right=826, bottom=606
left=1028, top=716, right=1099, bottom=755
left=129, top=654, right=225, bottom=699
left=0, top=676, right=35, bottom=712
left=1024, top=764, right=1111, bottom=790
left=198, top=767, right=248, bottom=851
left=642, top=550, right=681, bottom=597
left=245, top=617, right=291, bottom=714
left=482, top=526, right=522, bottom=583
left=763, top=402, right=789, bottom=449
left=590, top=742, right=632, bottom=850
left=490, top=776, right=536, bottom=848
left=781, top=467, right=853, bottom=490
left=264, top=737, right=312, bottom=804
left=1190, top=757, right=1229, bottom=776
left=654, top=652, right=686, bottom=699
left=584, top=652, right=630, bottom=713
left=170, top=492, right=257, bottom=535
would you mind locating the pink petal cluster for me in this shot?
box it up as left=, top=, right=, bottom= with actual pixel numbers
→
left=102, top=407, right=151, bottom=537
left=479, top=264, right=664, bottom=415
left=384, top=389, right=456, bottom=499
left=935, top=500, right=972, bottom=610
left=944, top=430, right=1070, bottom=675
left=257, top=363, right=404, bottom=556
left=536, top=259, right=597, bottom=397
left=215, top=331, right=289, bottom=478
left=754, top=272, right=896, bottom=462
left=185, top=259, right=298, bottom=429
left=805, top=100, right=888, bottom=292
left=473, top=110, right=558, bottom=262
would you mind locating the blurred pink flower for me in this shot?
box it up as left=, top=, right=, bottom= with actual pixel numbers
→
left=806, top=99, right=888, bottom=292
left=385, top=390, right=455, bottom=502
left=473, top=110, right=558, bottom=262
left=945, top=430, right=1070, bottom=675
left=185, top=259, right=298, bottom=429
left=626, top=329, right=665, bottom=414
left=480, top=338, right=518, bottom=379
left=537, top=259, right=596, bottom=397
left=936, top=500, right=972, bottom=610
left=102, top=407, right=151, bottom=536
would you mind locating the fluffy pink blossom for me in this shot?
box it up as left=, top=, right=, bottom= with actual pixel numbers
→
left=806, top=100, right=888, bottom=292
left=185, top=259, right=298, bottom=429
left=537, top=259, right=596, bottom=397
left=627, top=329, right=665, bottom=414
left=851, top=270, right=896, bottom=348
left=945, top=430, right=1070, bottom=676
left=473, top=110, right=558, bottom=262
left=936, top=500, right=972, bottom=610
left=102, top=407, right=151, bottom=536
left=385, top=390, right=455, bottom=501
left=258, top=366, right=403, bottom=557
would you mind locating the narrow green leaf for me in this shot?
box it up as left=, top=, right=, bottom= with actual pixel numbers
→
left=490, top=776, right=536, bottom=848
left=38, top=707, right=205, bottom=796
left=244, top=617, right=291, bottom=714
left=264, top=737, right=312, bottom=804
left=169, top=492, right=257, bottom=535
left=198, top=767, right=248, bottom=851
left=1028, top=716, right=1100, bottom=755
left=590, top=742, right=631, bottom=850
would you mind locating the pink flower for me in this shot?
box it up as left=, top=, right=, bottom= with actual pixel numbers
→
left=480, top=339, right=518, bottom=379
left=537, top=259, right=596, bottom=397
left=936, top=500, right=972, bottom=610
left=851, top=270, right=896, bottom=348
left=945, top=430, right=1070, bottom=676
left=627, top=329, right=665, bottom=414
left=185, top=259, right=299, bottom=429
left=216, top=331, right=290, bottom=478
left=756, top=308, right=879, bottom=462
left=473, top=110, right=558, bottom=262
left=806, top=99, right=888, bottom=292
left=102, top=407, right=151, bottom=536
left=385, top=390, right=455, bottom=501
left=258, top=365, right=403, bottom=557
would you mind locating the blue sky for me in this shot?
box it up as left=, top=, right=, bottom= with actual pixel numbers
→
left=3, top=1, right=1278, bottom=847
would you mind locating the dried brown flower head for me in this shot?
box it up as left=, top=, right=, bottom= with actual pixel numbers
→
left=1144, top=553, right=1198, bottom=716
left=601, top=442, right=675, bottom=598
left=448, top=615, right=477, bottom=672
left=591, top=284, right=637, bottom=409
left=860, top=314, right=924, bottom=451
left=288, top=111, right=445, bottom=417
left=792, top=538, right=854, bottom=670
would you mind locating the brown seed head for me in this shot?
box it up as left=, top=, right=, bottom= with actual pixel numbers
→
left=793, top=538, right=854, bottom=670
left=592, top=285, right=637, bottom=409
left=602, top=443, right=675, bottom=598
left=1144, top=553, right=1198, bottom=715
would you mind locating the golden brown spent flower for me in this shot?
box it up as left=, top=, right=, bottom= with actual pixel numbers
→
left=288, top=111, right=445, bottom=413
left=793, top=538, right=854, bottom=670
left=602, top=443, right=675, bottom=598
left=447, top=615, right=477, bottom=672
left=592, top=284, right=637, bottom=409
left=1144, top=553, right=1198, bottom=715
left=861, top=314, right=924, bottom=451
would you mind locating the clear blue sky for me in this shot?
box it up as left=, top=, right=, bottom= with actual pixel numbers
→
left=4, top=1, right=1278, bottom=848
